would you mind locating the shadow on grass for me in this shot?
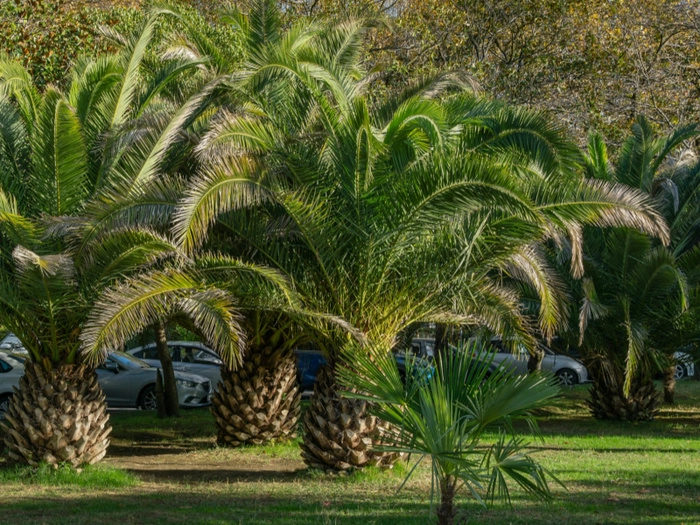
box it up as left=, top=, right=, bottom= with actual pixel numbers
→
left=124, top=467, right=305, bottom=483
left=0, top=490, right=433, bottom=525
left=107, top=443, right=206, bottom=457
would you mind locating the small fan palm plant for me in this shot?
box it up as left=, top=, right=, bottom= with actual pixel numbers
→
left=339, top=343, right=561, bottom=525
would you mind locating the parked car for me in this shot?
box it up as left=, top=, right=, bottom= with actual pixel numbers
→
left=0, top=351, right=212, bottom=415
left=296, top=349, right=327, bottom=392
left=674, top=351, right=696, bottom=380
left=487, top=339, right=589, bottom=386
left=128, top=341, right=223, bottom=386
left=0, top=352, right=26, bottom=418
left=404, top=338, right=590, bottom=387
left=296, top=341, right=435, bottom=392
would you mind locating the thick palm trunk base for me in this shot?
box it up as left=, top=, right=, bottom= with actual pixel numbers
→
left=212, top=346, right=300, bottom=446
left=587, top=379, right=659, bottom=421
left=300, top=366, right=401, bottom=471
left=2, top=361, right=111, bottom=467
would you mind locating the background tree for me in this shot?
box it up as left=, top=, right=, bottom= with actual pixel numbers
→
left=282, top=0, right=700, bottom=144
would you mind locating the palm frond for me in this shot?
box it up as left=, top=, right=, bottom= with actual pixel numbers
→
left=80, top=269, right=245, bottom=367
left=30, top=89, right=88, bottom=216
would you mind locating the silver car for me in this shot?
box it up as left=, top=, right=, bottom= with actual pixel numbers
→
left=0, top=352, right=26, bottom=417
left=674, top=351, right=696, bottom=380
left=487, top=340, right=589, bottom=386
left=0, top=351, right=212, bottom=415
left=409, top=338, right=589, bottom=386
left=128, top=341, right=222, bottom=387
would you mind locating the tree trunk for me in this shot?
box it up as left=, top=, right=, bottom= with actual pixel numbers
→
left=437, top=475, right=457, bottom=525
left=434, top=323, right=449, bottom=361
left=155, top=369, right=166, bottom=419
left=2, top=361, right=111, bottom=467
left=663, top=365, right=676, bottom=405
left=212, top=344, right=300, bottom=446
left=300, top=365, right=402, bottom=471
left=527, top=346, right=545, bottom=374
left=154, top=321, right=179, bottom=417
left=587, top=377, right=659, bottom=421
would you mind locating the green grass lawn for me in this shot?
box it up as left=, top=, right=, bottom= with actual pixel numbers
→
left=1, top=382, right=699, bottom=524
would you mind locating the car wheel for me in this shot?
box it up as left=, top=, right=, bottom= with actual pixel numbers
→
left=0, top=394, right=10, bottom=419
left=138, top=385, right=157, bottom=410
left=556, top=368, right=578, bottom=387
left=674, top=364, right=686, bottom=381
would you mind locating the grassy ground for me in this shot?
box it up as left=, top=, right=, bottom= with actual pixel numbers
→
left=1, top=381, right=699, bottom=524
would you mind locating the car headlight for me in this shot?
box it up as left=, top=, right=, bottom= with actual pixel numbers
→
left=176, top=378, right=198, bottom=388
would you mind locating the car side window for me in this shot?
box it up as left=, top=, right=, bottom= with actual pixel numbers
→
left=141, top=347, right=159, bottom=360
left=171, top=346, right=184, bottom=362
left=194, top=350, right=222, bottom=365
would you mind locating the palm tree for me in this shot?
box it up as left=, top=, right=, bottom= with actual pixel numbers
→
left=338, top=343, right=560, bottom=525
left=160, top=0, right=371, bottom=446
left=0, top=12, right=253, bottom=466
left=573, top=117, right=700, bottom=417
left=210, top=312, right=302, bottom=446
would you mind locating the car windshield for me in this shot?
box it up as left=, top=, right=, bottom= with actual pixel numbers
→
left=110, top=352, right=150, bottom=369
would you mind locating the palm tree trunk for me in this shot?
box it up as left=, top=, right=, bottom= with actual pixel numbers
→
left=588, top=377, right=659, bottom=421
left=663, top=365, right=676, bottom=404
left=527, top=346, right=546, bottom=373
left=154, top=321, right=179, bottom=417
left=212, top=344, right=300, bottom=446
left=2, top=361, right=111, bottom=467
left=434, top=323, right=448, bottom=361
left=300, top=365, right=401, bottom=471
left=437, top=475, right=457, bottom=525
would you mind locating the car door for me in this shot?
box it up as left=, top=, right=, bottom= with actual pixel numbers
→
left=95, top=358, right=133, bottom=407
left=0, top=356, right=20, bottom=395
left=541, top=346, right=557, bottom=373
left=182, top=346, right=222, bottom=385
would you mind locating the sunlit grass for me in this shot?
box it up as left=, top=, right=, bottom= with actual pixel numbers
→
left=0, top=463, right=138, bottom=488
